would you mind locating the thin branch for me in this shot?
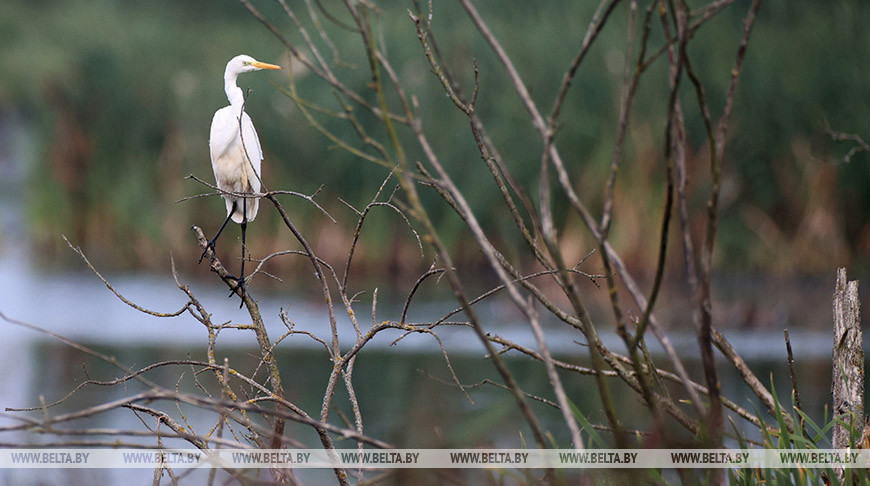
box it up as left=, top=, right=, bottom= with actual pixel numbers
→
left=63, top=236, right=189, bottom=318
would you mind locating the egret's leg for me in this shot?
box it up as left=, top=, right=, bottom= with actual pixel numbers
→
left=200, top=201, right=236, bottom=264
left=230, top=196, right=248, bottom=305
left=238, top=219, right=247, bottom=303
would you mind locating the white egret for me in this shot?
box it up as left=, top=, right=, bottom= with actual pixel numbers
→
left=200, top=54, right=281, bottom=301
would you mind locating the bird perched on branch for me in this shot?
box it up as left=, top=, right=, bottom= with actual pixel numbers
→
left=199, top=54, right=281, bottom=303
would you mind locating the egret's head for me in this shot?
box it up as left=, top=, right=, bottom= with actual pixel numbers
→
left=225, top=55, right=282, bottom=76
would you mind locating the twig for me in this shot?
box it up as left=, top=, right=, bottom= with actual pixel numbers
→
left=63, top=236, right=190, bottom=318
left=783, top=329, right=806, bottom=436
left=183, top=174, right=336, bottom=223
left=825, top=124, right=870, bottom=163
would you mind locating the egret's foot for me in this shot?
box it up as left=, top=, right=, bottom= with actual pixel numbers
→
left=199, top=240, right=217, bottom=264
left=228, top=276, right=247, bottom=307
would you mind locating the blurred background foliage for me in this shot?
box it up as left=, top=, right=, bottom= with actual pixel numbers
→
left=0, top=0, right=868, bottom=282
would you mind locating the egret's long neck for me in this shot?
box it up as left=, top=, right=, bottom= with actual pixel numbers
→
left=224, top=72, right=244, bottom=107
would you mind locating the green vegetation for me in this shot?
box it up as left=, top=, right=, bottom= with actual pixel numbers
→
left=2, top=0, right=868, bottom=276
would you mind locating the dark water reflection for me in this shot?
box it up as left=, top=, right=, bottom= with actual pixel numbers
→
left=20, top=339, right=840, bottom=448
left=3, top=335, right=843, bottom=484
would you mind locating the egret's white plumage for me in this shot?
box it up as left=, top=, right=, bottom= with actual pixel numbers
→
left=201, top=55, right=281, bottom=301
left=209, top=54, right=281, bottom=224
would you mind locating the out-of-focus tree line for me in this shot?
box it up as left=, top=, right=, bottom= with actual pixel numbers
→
left=1, top=0, right=867, bottom=279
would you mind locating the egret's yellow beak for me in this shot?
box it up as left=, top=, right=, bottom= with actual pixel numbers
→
left=252, top=61, right=282, bottom=70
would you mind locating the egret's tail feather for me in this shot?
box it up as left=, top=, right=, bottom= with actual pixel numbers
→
left=226, top=197, right=259, bottom=224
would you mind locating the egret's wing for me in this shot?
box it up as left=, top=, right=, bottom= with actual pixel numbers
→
left=240, top=111, right=263, bottom=194
left=209, top=107, right=238, bottom=170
